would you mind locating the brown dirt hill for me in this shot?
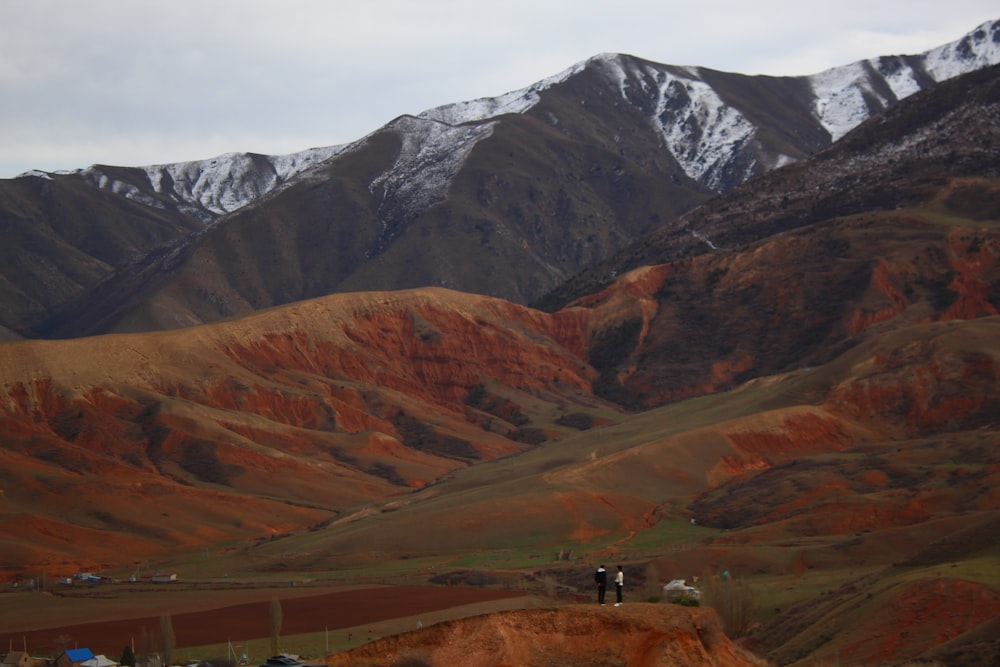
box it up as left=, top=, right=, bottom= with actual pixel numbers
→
left=239, top=317, right=998, bottom=574
left=838, top=577, right=1000, bottom=665
left=567, top=206, right=1000, bottom=408
left=0, top=288, right=607, bottom=578
left=750, top=565, right=1000, bottom=667
left=4, top=265, right=1000, bottom=579
left=688, top=316, right=1000, bottom=536
left=324, top=603, right=764, bottom=667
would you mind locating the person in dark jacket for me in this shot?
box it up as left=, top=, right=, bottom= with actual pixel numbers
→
left=595, top=565, right=607, bottom=605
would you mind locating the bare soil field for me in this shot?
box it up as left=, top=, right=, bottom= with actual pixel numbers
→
left=2, top=586, right=529, bottom=658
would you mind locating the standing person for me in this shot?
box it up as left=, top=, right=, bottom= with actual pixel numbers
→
left=595, top=565, right=607, bottom=605
left=614, top=565, right=624, bottom=606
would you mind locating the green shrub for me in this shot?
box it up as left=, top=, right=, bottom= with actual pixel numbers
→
left=671, top=595, right=700, bottom=607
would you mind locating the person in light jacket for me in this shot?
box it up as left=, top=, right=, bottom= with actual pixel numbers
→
left=614, top=565, right=624, bottom=606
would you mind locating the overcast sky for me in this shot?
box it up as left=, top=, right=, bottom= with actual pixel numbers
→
left=1, top=1, right=997, bottom=179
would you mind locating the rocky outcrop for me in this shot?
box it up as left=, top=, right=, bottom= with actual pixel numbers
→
left=324, top=604, right=762, bottom=667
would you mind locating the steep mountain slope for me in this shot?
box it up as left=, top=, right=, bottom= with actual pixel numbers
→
left=0, top=173, right=202, bottom=341
left=4, top=19, right=997, bottom=339
left=543, top=61, right=1000, bottom=305
left=538, top=63, right=1000, bottom=409
left=0, top=149, right=343, bottom=342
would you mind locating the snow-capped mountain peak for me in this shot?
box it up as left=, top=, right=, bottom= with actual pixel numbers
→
left=416, top=61, right=586, bottom=127
left=73, top=146, right=347, bottom=222
left=810, top=19, right=1000, bottom=141
left=15, top=18, right=1000, bottom=222
left=403, top=18, right=999, bottom=198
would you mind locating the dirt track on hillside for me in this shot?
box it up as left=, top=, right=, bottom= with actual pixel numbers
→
left=6, top=586, right=527, bottom=657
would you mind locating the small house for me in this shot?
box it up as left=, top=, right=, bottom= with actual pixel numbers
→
left=2, top=651, right=33, bottom=667
left=81, top=656, right=116, bottom=667
left=150, top=572, right=177, bottom=583
left=57, top=649, right=95, bottom=667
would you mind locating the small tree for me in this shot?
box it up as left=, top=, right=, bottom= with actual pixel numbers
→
left=53, top=635, right=73, bottom=655
left=700, top=570, right=754, bottom=637
left=542, top=575, right=558, bottom=598
left=269, top=598, right=283, bottom=656
left=139, top=626, right=150, bottom=667
left=643, top=562, right=661, bottom=602
left=160, top=614, right=176, bottom=667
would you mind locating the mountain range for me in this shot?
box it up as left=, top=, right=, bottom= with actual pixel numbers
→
left=1, top=18, right=1000, bottom=667
left=1, top=19, right=998, bottom=340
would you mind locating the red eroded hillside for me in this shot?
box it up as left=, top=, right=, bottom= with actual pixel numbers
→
left=0, top=289, right=607, bottom=578
left=837, top=578, right=1000, bottom=665
left=326, top=603, right=761, bottom=667
left=569, top=214, right=1000, bottom=408
left=689, top=317, right=1000, bottom=536
left=3, top=248, right=1000, bottom=579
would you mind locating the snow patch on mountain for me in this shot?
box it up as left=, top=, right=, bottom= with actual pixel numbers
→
left=809, top=62, right=882, bottom=142
left=653, top=70, right=757, bottom=190
left=923, top=19, right=1000, bottom=79
left=593, top=56, right=757, bottom=191
left=87, top=170, right=171, bottom=212
left=810, top=19, right=1000, bottom=142
left=77, top=146, right=346, bottom=222
left=17, top=169, right=54, bottom=180
left=362, top=61, right=588, bottom=247
left=367, top=115, right=496, bottom=254
left=417, top=62, right=585, bottom=126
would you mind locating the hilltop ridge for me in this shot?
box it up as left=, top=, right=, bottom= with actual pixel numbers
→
left=2, top=19, right=997, bottom=338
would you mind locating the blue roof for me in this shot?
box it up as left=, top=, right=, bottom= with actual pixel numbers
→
left=65, top=649, right=94, bottom=662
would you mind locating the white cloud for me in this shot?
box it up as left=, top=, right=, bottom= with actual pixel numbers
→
left=0, top=0, right=996, bottom=177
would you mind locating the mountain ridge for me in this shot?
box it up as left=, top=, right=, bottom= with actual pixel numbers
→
left=537, top=60, right=1000, bottom=312
left=2, top=19, right=997, bottom=339
left=21, top=18, right=999, bottom=202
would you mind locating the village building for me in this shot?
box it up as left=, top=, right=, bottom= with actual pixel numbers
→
left=1, top=651, right=33, bottom=667
left=80, top=656, right=116, bottom=667
left=56, top=649, right=95, bottom=667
